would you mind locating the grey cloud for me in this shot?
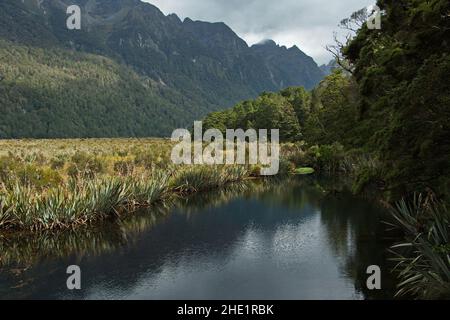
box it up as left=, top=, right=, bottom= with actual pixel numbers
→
left=144, top=0, right=374, bottom=64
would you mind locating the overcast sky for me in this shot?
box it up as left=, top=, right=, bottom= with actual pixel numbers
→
left=144, top=0, right=373, bottom=65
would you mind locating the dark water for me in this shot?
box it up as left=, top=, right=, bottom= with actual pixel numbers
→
left=0, top=178, right=397, bottom=300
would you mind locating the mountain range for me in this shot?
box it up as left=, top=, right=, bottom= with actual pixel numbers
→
left=319, top=59, right=339, bottom=76
left=0, top=0, right=325, bottom=138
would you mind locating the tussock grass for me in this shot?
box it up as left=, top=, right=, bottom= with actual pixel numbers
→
left=171, top=165, right=249, bottom=194
left=0, top=138, right=252, bottom=232
left=388, top=194, right=450, bottom=299
left=0, top=178, right=129, bottom=231
left=0, top=166, right=249, bottom=232
left=0, top=138, right=310, bottom=232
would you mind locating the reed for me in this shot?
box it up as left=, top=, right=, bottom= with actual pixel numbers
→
left=389, top=194, right=450, bottom=299
left=0, top=165, right=250, bottom=232
left=170, top=165, right=249, bottom=194
left=0, top=178, right=129, bottom=231
left=128, top=170, right=171, bottom=206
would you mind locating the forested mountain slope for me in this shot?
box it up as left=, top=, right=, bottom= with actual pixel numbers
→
left=0, top=0, right=325, bottom=138
left=0, top=40, right=194, bottom=137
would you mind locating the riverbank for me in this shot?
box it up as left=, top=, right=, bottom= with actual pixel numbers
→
left=283, top=142, right=450, bottom=299
left=0, top=177, right=398, bottom=300
left=0, top=139, right=284, bottom=232
left=1, top=138, right=448, bottom=299
left=0, top=163, right=250, bottom=232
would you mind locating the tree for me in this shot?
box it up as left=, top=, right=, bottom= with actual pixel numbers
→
left=342, top=0, right=450, bottom=196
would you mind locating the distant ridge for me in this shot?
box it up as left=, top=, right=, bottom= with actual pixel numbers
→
left=0, top=0, right=325, bottom=138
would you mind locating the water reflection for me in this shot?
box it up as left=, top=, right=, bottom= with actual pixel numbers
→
left=0, top=178, right=397, bottom=299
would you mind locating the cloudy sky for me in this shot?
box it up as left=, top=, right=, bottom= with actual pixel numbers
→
left=144, top=0, right=373, bottom=65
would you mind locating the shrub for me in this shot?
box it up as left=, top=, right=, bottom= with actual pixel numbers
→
left=0, top=156, right=17, bottom=183
left=68, top=152, right=105, bottom=178
left=50, top=156, right=66, bottom=170
left=0, top=157, right=62, bottom=189
left=16, top=164, right=62, bottom=189
left=133, top=150, right=158, bottom=169
left=113, top=160, right=135, bottom=176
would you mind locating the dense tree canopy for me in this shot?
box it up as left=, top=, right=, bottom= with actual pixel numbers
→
left=203, top=90, right=303, bottom=142
left=203, top=0, right=450, bottom=198
left=343, top=0, right=450, bottom=197
left=0, top=40, right=201, bottom=138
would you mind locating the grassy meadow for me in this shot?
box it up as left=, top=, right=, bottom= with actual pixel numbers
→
left=0, top=138, right=386, bottom=234
left=0, top=138, right=259, bottom=232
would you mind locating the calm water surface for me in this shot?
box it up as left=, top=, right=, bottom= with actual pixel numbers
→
left=0, top=178, right=397, bottom=299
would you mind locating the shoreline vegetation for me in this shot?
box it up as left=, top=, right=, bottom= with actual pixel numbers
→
left=0, top=138, right=448, bottom=298
left=0, top=139, right=373, bottom=235
left=0, top=180, right=269, bottom=268
left=0, top=139, right=255, bottom=232
left=0, top=138, right=386, bottom=233
left=389, top=195, right=450, bottom=299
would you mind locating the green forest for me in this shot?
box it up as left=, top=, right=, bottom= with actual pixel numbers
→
left=204, top=0, right=450, bottom=202
left=0, top=0, right=325, bottom=140
left=0, top=39, right=210, bottom=138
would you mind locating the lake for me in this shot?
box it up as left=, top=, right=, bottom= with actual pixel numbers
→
left=0, top=177, right=397, bottom=300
